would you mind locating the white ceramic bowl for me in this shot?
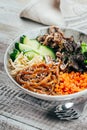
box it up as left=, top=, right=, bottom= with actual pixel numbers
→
left=4, top=26, right=87, bottom=103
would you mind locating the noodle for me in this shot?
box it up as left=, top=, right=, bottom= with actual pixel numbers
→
left=8, top=52, right=44, bottom=78
left=16, top=62, right=60, bottom=95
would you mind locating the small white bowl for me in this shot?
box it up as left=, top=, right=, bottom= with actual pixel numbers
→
left=4, top=26, right=87, bottom=103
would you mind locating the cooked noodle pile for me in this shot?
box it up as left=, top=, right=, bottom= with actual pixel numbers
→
left=8, top=52, right=43, bottom=78
left=16, top=62, right=60, bottom=95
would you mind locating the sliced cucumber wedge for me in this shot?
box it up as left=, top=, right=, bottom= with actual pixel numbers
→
left=38, top=45, right=55, bottom=59
left=15, top=42, right=32, bottom=52
left=15, top=42, right=55, bottom=60
left=20, top=35, right=40, bottom=50
left=23, top=50, right=40, bottom=60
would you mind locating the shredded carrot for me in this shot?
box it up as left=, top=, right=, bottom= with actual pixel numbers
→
left=55, top=72, right=87, bottom=95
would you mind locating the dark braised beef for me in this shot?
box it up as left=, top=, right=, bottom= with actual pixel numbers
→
left=37, top=26, right=66, bottom=50
left=61, top=37, right=86, bottom=72
left=37, top=26, right=87, bottom=72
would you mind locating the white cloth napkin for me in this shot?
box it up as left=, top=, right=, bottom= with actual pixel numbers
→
left=20, top=0, right=87, bottom=30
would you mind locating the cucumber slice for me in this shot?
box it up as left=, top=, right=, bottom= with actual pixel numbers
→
left=39, top=45, right=55, bottom=59
left=15, top=32, right=56, bottom=61
left=15, top=42, right=32, bottom=52
left=20, top=35, right=40, bottom=50
left=24, top=50, right=40, bottom=60
left=15, top=42, right=55, bottom=60
left=20, top=35, right=26, bottom=43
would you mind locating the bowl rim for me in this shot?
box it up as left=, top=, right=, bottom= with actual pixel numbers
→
left=4, top=26, right=87, bottom=101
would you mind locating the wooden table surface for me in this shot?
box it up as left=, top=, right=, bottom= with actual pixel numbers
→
left=1, top=0, right=87, bottom=130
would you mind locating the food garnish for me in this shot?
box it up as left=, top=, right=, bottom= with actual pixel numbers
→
left=8, top=26, right=87, bottom=95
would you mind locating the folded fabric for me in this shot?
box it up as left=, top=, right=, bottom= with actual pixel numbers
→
left=20, top=0, right=87, bottom=30
left=20, top=0, right=65, bottom=27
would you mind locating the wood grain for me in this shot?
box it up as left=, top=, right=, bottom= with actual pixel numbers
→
left=1, top=71, right=87, bottom=130
left=1, top=0, right=87, bottom=130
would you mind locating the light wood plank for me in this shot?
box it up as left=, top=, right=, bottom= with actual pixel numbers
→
left=1, top=0, right=87, bottom=130
left=0, top=71, right=87, bottom=130
left=0, top=114, right=38, bottom=130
